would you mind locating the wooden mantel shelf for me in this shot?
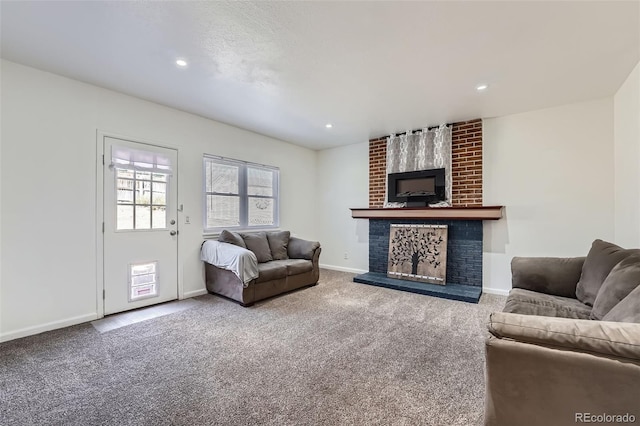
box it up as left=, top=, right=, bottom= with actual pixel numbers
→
left=350, top=206, right=504, bottom=221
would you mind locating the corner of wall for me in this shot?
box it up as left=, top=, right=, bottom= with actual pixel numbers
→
left=613, top=60, right=640, bottom=247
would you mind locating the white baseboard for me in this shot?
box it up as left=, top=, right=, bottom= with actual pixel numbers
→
left=320, top=264, right=368, bottom=274
left=482, top=287, right=510, bottom=296
left=0, top=313, right=98, bottom=343
left=183, top=288, right=208, bottom=299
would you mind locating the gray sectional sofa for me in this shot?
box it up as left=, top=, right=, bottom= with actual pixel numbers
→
left=201, top=230, right=321, bottom=306
left=484, top=239, right=640, bottom=426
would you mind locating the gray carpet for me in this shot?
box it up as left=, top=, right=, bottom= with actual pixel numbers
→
left=0, top=269, right=505, bottom=426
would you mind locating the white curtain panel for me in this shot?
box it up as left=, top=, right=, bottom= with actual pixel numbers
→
left=385, top=124, right=452, bottom=207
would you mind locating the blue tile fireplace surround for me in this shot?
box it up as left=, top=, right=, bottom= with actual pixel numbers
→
left=350, top=207, right=503, bottom=303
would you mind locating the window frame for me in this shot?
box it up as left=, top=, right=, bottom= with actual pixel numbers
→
left=203, top=155, right=280, bottom=234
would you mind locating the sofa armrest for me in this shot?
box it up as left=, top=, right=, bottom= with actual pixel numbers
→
left=511, top=256, right=585, bottom=298
left=485, top=312, right=640, bottom=426
left=288, top=236, right=321, bottom=260
left=489, top=312, right=640, bottom=360
left=200, top=240, right=259, bottom=285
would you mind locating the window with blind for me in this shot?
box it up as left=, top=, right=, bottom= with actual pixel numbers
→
left=111, top=144, right=173, bottom=231
left=203, top=155, right=279, bottom=232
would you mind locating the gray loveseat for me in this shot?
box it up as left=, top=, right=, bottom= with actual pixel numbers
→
left=201, top=230, right=321, bottom=307
left=485, top=239, right=640, bottom=426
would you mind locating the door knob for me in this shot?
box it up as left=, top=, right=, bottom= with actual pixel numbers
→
left=170, top=230, right=177, bottom=236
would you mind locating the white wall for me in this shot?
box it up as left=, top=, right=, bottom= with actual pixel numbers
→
left=317, top=142, right=369, bottom=273
left=0, top=60, right=317, bottom=341
left=614, top=61, right=640, bottom=247
left=483, top=98, right=615, bottom=294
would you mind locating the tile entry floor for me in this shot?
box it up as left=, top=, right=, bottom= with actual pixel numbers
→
left=91, top=298, right=203, bottom=333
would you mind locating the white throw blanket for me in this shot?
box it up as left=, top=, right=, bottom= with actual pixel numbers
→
left=200, top=240, right=259, bottom=286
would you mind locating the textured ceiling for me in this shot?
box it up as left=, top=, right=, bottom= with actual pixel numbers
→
left=1, top=1, right=639, bottom=150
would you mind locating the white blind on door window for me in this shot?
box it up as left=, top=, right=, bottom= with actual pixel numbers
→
left=111, top=145, right=173, bottom=175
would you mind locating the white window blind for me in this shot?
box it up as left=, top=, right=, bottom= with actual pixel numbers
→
left=111, top=145, right=173, bottom=175
left=203, top=155, right=279, bottom=232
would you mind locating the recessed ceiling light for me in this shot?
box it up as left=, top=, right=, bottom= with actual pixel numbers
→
left=476, top=84, right=488, bottom=91
left=325, top=123, right=333, bottom=129
left=176, top=59, right=188, bottom=67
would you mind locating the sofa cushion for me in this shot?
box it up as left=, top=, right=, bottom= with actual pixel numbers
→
left=602, top=284, right=640, bottom=323
left=575, top=239, right=638, bottom=306
left=255, top=261, right=287, bottom=283
left=218, top=230, right=246, bottom=249
left=241, top=232, right=273, bottom=263
left=264, top=259, right=313, bottom=276
left=504, top=288, right=592, bottom=319
left=267, top=231, right=290, bottom=260
left=591, top=254, right=640, bottom=320
left=283, top=259, right=313, bottom=276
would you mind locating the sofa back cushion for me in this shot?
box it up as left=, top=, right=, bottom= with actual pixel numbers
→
left=267, top=231, right=290, bottom=260
left=591, top=254, right=640, bottom=320
left=602, top=284, right=640, bottom=323
left=511, top=256, right=585, bottom=298
left=218, top=230, right=246, bottom=249
left=241, top=232, right=273, bottom=263
left=575, top=240, right=639, bottom=306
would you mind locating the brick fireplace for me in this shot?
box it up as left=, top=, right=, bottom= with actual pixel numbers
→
left=369, top=119, right=484, bottom=208
left=352, top=119, right=503, bottom=303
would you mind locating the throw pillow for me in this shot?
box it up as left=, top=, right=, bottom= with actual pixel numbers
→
left=601, top=284, right=640, bottom=323
left=267, top=231, right=290, bottom=260
left=591, top=255, right=640, bottom=320
left=241, top=232, right=273, bottom=263
left=218, top=229, right=246, bottom=249
left=575, top=239, right=638, bottom=306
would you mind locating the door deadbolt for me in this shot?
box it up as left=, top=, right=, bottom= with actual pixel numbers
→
left=170, top=219, right=176, bottom=225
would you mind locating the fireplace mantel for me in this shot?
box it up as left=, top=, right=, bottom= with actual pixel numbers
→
left=350, top=206, right=503, bottom=221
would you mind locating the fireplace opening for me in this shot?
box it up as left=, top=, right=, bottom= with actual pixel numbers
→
left=388, top=168, right=445, bottom=206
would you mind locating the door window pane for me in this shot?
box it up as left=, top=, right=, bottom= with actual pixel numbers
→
left=135, top=206, right=151, bottom=229
left=152, top=182, right=166, bottom=205
left=117, top=169, right=134, bottom=179
left=152, top=206, right=166, bottom=229
left=117, top=205, right=134, bottom=230
left=136, top=171, right=152, bottom=181
left=135, top=181, right=151, bottom=205
left=117, top=188, right=134, bottom=204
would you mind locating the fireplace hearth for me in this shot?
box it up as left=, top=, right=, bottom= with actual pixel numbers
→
left=355, top=218, right=482, bottom=302
left=350, top=207, right=504, bottom=303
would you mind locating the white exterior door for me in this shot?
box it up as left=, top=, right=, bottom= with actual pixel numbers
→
left=103, top=136, right=178, bottom=315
